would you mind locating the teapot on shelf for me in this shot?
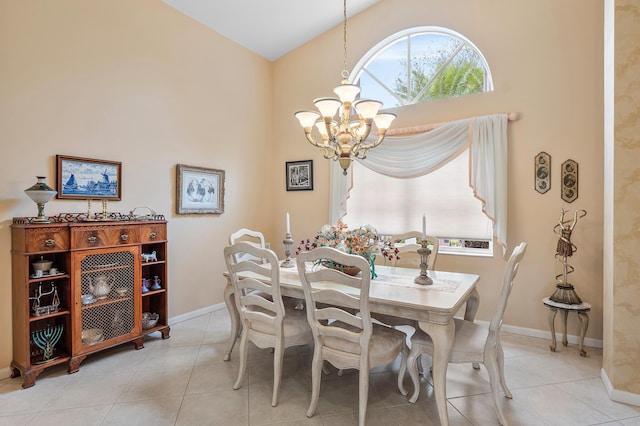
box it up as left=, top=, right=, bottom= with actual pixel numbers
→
left=89, top=274, right=115, bottom=300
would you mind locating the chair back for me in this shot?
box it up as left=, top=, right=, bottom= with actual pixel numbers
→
left=296, top=247, right=373, bottom=368
left=224, top=241, right=285, bottom=339
left=229, top=228, right=267, bottom=263
left=487, top=242, right=527, bottom=339
left=389, top=231, right=439, bottom=270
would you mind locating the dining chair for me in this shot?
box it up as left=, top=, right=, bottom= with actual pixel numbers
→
left=223, top=241, right=313, bottom=407
left=405, top=242, right=527, bottom=426
left=372, top=231, right=439, bottom=329
left=229, top=228, right=267, bottom=263
left=296, top=247, right=409, bottom=426
left=388, top=231, right=439, bottom=270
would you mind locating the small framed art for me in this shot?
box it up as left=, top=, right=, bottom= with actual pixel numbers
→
left=56, top=155, right=122, bottom=200
left=176, top=164, right=225, bottom=214
left=286, top=160, right=313, bottom=191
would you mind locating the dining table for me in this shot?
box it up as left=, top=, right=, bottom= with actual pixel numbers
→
left=222, top=262, right=480, bottom=426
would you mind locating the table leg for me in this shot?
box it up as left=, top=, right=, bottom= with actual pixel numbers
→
left=223, top=280, right=240, bottom=361
left=547, top=307, right=558, bottom=352
left=560, top=310, right=569, bottom=347
left=577, top=311, right=589, bottom=357
left=419, top=320, right=455, bottom=426
left=464, top=289, right=481, bottom=370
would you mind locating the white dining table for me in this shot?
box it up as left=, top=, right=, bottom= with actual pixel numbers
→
left=222, top=263, right=480, bottom=426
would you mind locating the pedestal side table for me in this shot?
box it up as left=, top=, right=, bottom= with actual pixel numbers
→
left=543, top=297, right=591, bottom=356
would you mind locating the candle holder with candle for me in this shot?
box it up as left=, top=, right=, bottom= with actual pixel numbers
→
left=281, top=232, right=295, bottom=268
left=414, top=239, right=433, bottom=285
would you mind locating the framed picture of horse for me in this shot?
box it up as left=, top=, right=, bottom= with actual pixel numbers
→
left=176, top=164, right=225, bottom=214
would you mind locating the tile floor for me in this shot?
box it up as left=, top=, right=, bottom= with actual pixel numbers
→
left=1, top=308, right=640, bottom=425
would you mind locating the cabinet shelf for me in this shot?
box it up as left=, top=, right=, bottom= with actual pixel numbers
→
left=29, top=309, right=71, bottom=322
left=142, top=260, right=165, bottom=267
left=81, top=264, right=131, bottom=275
left=81, top=296, right=132, bottom=310
left=142, top=288, right=166, bottom=297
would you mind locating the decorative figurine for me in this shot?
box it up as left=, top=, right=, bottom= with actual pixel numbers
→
left=31, top=324, right=64, bottom=363
left=150, top=276, right=162, bottom=291
left=550, top=208, right=587, bottom=304
left=141, top=278, right=150, bottom=294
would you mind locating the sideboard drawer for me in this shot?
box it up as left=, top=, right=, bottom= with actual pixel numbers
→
left=138, top=224, right=166, bottom=242
left=23, top=227, right=70, bottom=252
left=71, top=226, right=139, bottom=249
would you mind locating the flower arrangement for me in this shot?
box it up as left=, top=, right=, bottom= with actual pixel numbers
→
left=296, top=221, right=400, bottom=278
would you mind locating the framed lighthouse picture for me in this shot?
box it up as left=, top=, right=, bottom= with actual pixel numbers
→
left=56, top=155, right=122, bottom=200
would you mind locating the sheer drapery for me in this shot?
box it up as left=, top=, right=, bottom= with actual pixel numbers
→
left=329, top=113, right=509, bottom=256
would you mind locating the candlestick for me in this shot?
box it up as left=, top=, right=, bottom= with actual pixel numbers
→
left=281, top=232, right=295, bottom=268
left=422, top=213, right=426, bottom=240
left=286, top=212, right=291, bottom=234
left=414, top=239, right=433, bottom=285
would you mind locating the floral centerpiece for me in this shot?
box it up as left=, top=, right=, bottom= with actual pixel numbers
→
left=296, top=221, right=399, bottom=278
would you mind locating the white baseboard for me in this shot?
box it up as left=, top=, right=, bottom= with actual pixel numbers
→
left=167, top=302, right=227, bottom=325
left=601, top=368, right=640, bottom=407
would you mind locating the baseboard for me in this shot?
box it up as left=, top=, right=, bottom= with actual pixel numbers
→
left=601, top=368, right=640, bottom=407
left=168, top=302, right=227, bottom=325
left=497, top=321, right=603, bottom=349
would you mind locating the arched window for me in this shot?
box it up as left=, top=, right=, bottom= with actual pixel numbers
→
left=352, top=27, right=493, bottom=108
left=341, top=28, right=497, bottom=255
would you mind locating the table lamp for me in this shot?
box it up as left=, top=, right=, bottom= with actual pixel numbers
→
left=24, top=176, right=57, bottom=223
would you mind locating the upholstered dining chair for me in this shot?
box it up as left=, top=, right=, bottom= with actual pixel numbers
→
left=296, top=247, right=408, bottom=426
left=228, top=228, right=267, bottom=263
left=405, top=242, right=527, bottom=426
left=223, top=241, right=312, bottom=407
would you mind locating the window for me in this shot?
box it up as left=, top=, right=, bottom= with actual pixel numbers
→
left=342, top=27, right=495, bottom=256
left=352, top=27, right=493, bottom=108
left=342, top=150, right=494, bottom=255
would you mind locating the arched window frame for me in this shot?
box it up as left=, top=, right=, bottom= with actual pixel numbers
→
left=351, top=26, right=494, bottom=108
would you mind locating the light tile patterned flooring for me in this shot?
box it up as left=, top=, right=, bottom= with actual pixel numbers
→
left=1, top=308, right=640, bottom=425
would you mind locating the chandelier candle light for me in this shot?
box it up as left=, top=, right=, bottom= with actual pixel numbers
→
left=281, top=212, right=295, bottom=268
left=294, top=0, right=396, bottom=175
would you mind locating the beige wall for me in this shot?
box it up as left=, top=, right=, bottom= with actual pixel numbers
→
left=603, top=0, right=640, bottom=398
left=0, top=1, right=274, bottom=373
left=0, top=0, right=612, bottom=380
left=274, top=0, right=604, bottom=336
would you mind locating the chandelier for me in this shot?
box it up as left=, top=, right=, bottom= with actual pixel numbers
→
left=294, top=0, right=396, bottom=175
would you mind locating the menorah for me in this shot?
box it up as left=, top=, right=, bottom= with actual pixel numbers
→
left=31, top=324, right=64, bottom=363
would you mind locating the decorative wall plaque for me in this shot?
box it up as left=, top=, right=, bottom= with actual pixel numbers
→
left=535, top=152, right=551, bottom=194
left=561, top=159, right=578, bottom=203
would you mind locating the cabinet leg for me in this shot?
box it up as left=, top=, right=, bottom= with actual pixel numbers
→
left=547, top=307, right=558, bottom=352
left=160, top=325, right=171, bottom=339
left=577, top=312, right=589, bottom=357
left=133, top=337, right=145, bottom=350
left=68, top=355, right=86, bottom=373
left=560, top=310, right=569, bottom=347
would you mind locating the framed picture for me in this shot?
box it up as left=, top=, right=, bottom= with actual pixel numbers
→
left=176, top=164, right=225, bottom=214
left=56, top=155, right=122, bottom=200
left=286, top=160, right=313, bottom=191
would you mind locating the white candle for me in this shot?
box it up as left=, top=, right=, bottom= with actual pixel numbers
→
left=286, top=212, right=291, bottom=234
left=422, top=213, right=426, bottom=240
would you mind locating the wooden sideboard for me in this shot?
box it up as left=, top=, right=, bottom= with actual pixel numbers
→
left=10, top=216, right=169, bottom=388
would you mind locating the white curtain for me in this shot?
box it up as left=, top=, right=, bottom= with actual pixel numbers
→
left=329, top=113, right=509, bottom=256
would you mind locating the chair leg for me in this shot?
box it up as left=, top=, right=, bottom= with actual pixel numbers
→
left=306, top=346, right=323, bottom=418
left=397, top=346, right=408, bottom=396
left=272, top=342, right=284, bottom=407
left=484, top=350, right=508, bottom=426
left=233, top=329, right=249, bottom=390
left=407, top=346, right=422, bottom=403
left=358, top=362, right=370, bottom=426
left=497, top=342, right=512, bottom=399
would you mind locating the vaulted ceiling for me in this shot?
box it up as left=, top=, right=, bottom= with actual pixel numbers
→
left=162, top=0, right=381, bottom=61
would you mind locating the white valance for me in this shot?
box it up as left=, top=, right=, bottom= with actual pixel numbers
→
left=329, top=113, right=510, bottom=256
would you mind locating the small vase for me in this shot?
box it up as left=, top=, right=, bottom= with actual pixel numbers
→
left=150, top=276, right=162, bottom=291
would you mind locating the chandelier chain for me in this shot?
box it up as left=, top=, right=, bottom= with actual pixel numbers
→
left=342, top=0, right=348, bottom=79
